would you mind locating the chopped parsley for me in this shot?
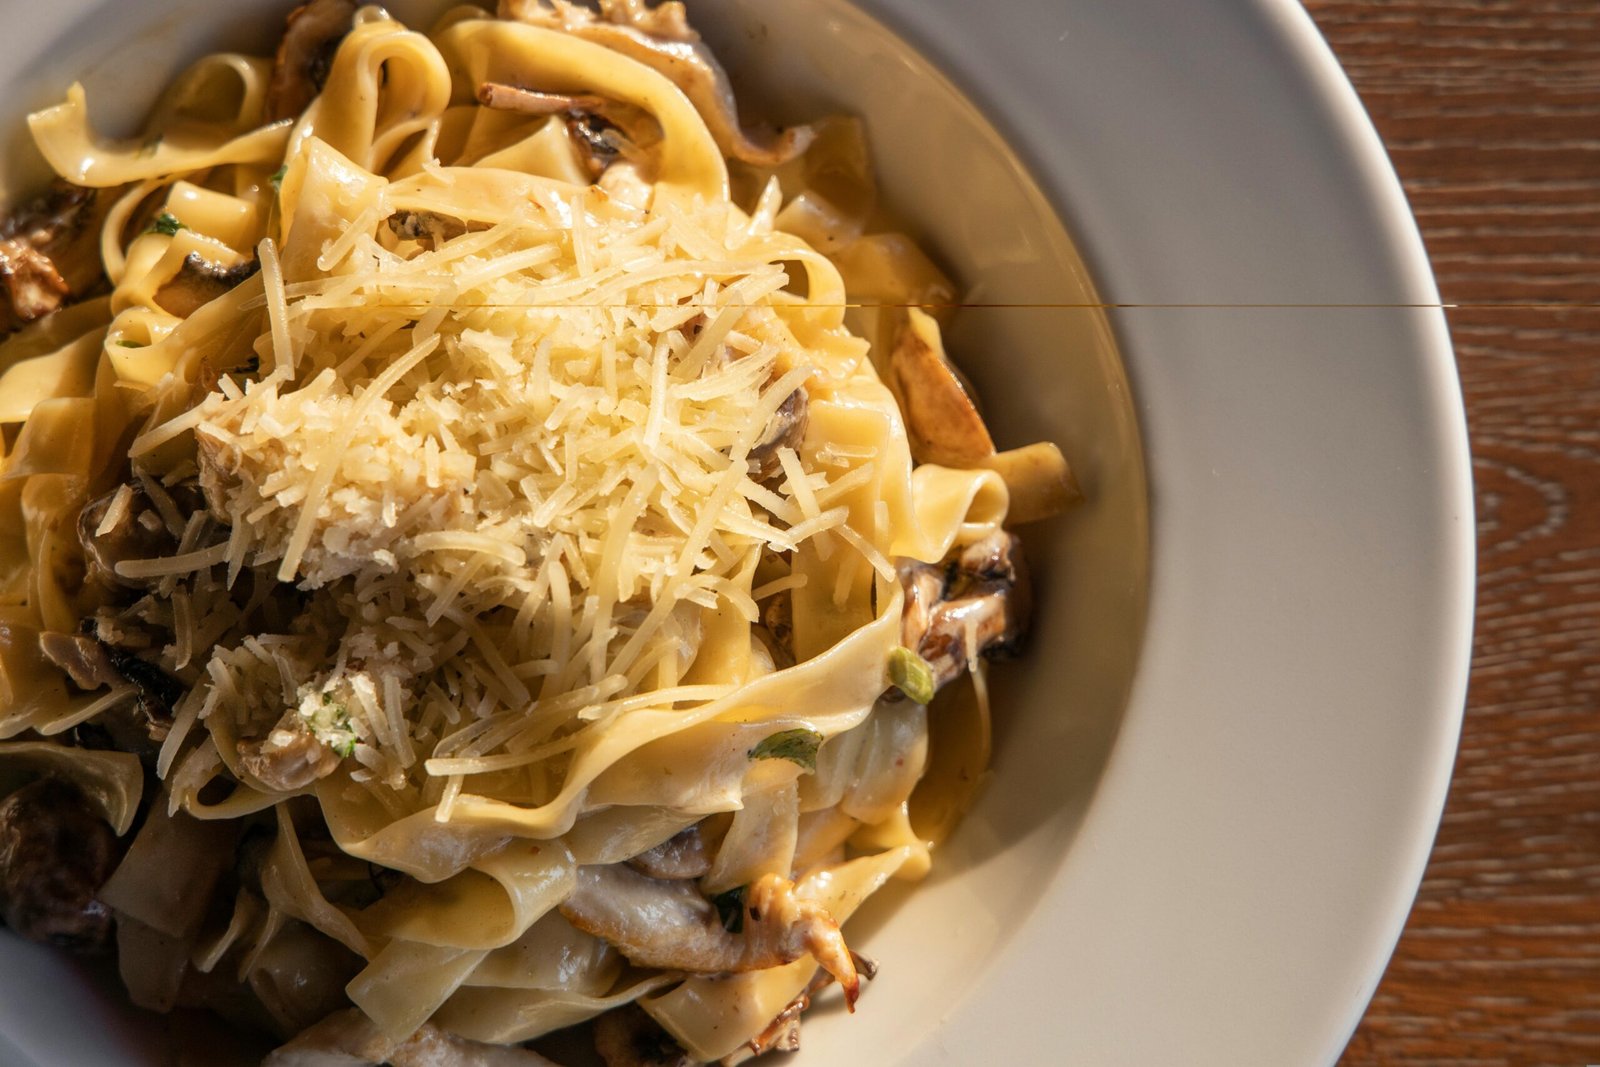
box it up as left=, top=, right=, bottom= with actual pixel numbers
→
left=711, top=886, right=747, bottom=933
left=747, top=728, right=822, bottom=773
left=887, top=646, right=936, bottom=705
left=269, top=165, right=288, bottom=191
left=299, top=688, right=358, bottom=759
left=149, top=212, right=186, bottom=237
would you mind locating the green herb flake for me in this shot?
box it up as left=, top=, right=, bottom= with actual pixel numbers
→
left=149, top=212, right=186, bottom=237
left=711, top=886, right=747, bottom=933
left=269, top=165, right=288, bottom=191
left=747, top=728, right=822, bottom=773
left=333, top=737, right=356, bottom=758
left=114, top=340, right=146, bottom=349
left=887, top=646, right=937, bottom=705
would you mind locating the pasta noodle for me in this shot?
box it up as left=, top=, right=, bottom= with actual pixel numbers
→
left=0, top=1, right=1083, bottom=1063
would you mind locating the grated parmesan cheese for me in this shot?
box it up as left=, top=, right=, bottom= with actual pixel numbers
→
left=149, top=181, right=884, bottom=792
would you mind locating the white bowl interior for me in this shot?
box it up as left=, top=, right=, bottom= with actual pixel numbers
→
left=0, top=2, right=1149, bottom=1064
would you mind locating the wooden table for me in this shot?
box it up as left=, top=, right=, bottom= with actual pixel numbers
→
left=1302, top=3, right=1600, bottom=1064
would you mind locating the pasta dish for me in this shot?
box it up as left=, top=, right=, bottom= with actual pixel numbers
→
left=0, top=1, right=1079, bottom=1063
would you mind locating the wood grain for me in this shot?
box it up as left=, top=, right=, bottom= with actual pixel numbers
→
left=1301, top=2, right=1600, bottom=1064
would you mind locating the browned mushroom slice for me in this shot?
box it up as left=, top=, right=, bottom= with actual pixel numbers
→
left=0, top=181, right=107, bottom=334
left=78, top=482, right=206, bottom=590
left=888, top=308, right=994, bottom=469
left=478, top=82, right=649, bottom=179
left=627, top=823, right=712, bottom=880
left=237, top=712, right=341, bottom=793
left=266, top=0, right=359, bottom=122
left=385, top=211, right=483, bottom=248
left=0, top=777, right=119, bottom=954
left=560, top=865, right=863, bottom=1008
left=898, top=530, right=1031, bottom=694
left=37, top=631, right=121, bottom=691
left=478, top=82, right=611, bottom=118
left=265, top=1007, right=563, bottom=1066
left=498, top=0, right=812, bottom=166
left=153, top=254, right=261, bottom=319
left=745, top=386, right=808, bottom=482
left=594, top=1004, right=694, bottom=1067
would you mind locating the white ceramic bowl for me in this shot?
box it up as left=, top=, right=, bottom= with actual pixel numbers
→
left=0, top=1, right=1472, bottom=1065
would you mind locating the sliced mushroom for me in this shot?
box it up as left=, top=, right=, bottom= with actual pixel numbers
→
left=627, top=823, right=712, bottom=880
left=478, top=82, right=650, bottom=180
left=0, top=181, right=106, bottom=334
left=38, top=631, right=121, bottom=691
left=560, top=865, right=862, bottom=1007
left=266, top=0, right=359, bottom=122
left=746, top=386, right=808, bottom=482
left=898, top=530, right=1030, bottom=695
left=888, top=308, right=994, bottom=469
left=498, top=0, right=813, bottom=166
left=237, top=712, right=340, bottom=794
left=264, top=1007, right=562, bottom=1067
left=78, top=482, right=206, bottom=591
left=152, top=254, right=261, bottom=319
left=383, top=210, right=496, bottom=250
left=0, top=777, right=119, bottom=954
left=594, top=1004, right=693, bottom=1067
left=760, top=592, right=793, bottom=657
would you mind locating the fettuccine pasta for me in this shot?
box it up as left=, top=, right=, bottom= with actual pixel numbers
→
left=0, top=2, right=1080, bottom=1063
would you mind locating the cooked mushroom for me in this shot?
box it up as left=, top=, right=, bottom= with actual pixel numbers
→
left=760, top=592, right=793, bottom=657
left=627, top=823, right=712, bottom=880
left=237, top=712, right=341, bottom=794
left=265, top=1007, right=562, bottom=1067
left=37, top=631, right=121, bottom=691
left=499, top=0, right=814, bottom=166
left=0, top=777, right=119, bottom=954
left=152, top=254, right=260, bottom=319
left=0, top=181, right=107, bottom=334
left=266, top=0, right=359, bottom=122
left=478, top=82, right=649, bottom=179
left=78, top=482, right=206, bottom=591
left=888, top=308, right=994, bottom=469
left=746, top=386, right=808, bottom=482
left=39, top=628, right=183, bottom=744
left=384, top=210, right=487, bottom=249
left=898, top=530, right=1031, bottom=695
left=594, top=1004, right=693, bottom=1067
left=559, top=865, right=863, bottom=1009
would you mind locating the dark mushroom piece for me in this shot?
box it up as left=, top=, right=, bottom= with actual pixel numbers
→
left=152, top=254, right=260, bottom=319
left=559, top=864, right=863, bottom=1009
left=0, top=777, right=119, bottom=954
left=626, top=823, right=712, bottom=881
left=498, top=0, right=814, bottom=166
left=264, top=1007, right=562, bottom=1067
left=237, top=713, right=341, bottom=794
left=746, top=386, right=808, bottom=483
left=594, top=1004, right=693, bottom=1067
left=898, top=530, right=1031, bottom=696
left=384, top=210, right=490, bottom=249
left=78, top=481, right=208, bottom=591
left=887, top=308, right=994, bottom=469
left=266, top=0, right=359, bottom=122
left=0, top=181, right=108, bottom=335
left=40, top=629, right=184, bottom=746
left=477, top=82, right=650, bottom=180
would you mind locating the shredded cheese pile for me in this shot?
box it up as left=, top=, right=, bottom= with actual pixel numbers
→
left=157, top=179, right=871, bottom=796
